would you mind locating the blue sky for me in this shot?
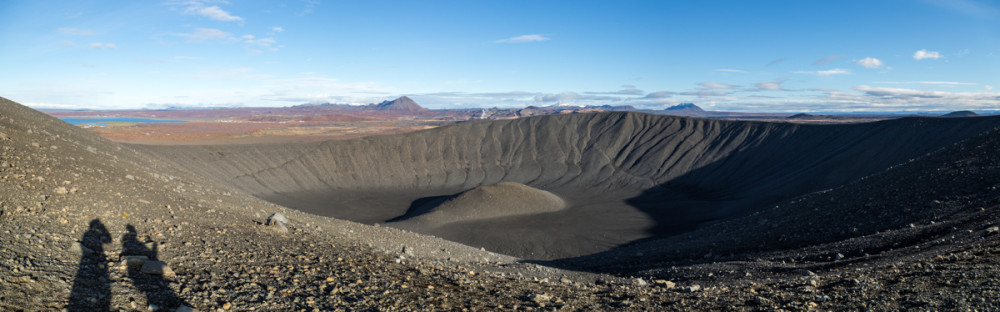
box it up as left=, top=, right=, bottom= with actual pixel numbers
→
left=1, top=0, right=998, bottom=112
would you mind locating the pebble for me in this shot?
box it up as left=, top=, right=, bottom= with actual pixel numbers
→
left=654, top=279, right=676, bottom=288
left=529, top=293, right=552, bottom=303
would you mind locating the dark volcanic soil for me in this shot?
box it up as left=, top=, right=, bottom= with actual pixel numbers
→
left=5, top=96, right=1000, bottom=311
left=136, top=112, right=1000, bottom=260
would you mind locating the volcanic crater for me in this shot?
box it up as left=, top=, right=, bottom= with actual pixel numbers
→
left=135, top=111, right=1000, bottom=260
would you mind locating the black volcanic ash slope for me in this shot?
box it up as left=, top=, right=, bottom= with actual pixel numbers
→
left=135, top=112, right=1000, bottom=260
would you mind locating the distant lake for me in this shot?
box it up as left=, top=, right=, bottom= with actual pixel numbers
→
left=60, top=117, right=188, bottom=126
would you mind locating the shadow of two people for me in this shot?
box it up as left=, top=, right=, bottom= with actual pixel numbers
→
left=67, top=219, right=187, bottom=311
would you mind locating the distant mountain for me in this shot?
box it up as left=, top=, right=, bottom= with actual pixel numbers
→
left=665, top=103, right=703, bottom=112
left=583, top=105, right=636, bottom=111
left=371, top=96, right=427, bottom=112
left=942, top=110, right=978, bottom=117
left=787, top=113, right=815, bottom=119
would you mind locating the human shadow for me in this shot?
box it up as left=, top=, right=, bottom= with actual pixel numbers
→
left=121, top=224, right=188, bottom=310
left=67, top=219, right=112, bottom=312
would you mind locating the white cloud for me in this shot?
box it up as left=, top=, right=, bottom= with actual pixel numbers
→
left=913, top=49, right=943, bottom=60
left=495, top=34, right=550, bottom=43
left=795, top=69, right=850, bottom=76
left=766, top=58, right=789, bottom=66
left=644, top=91, right=673, bottom=99
left=170, top=1, right=244, bottom=22
left=755, top=80, right=785, bottom=91
left=272, top=26, right=284, bottom=33
left=245, top=37, right=276, bottom=47
left=193, top=5, right=243, bottom=22
left=813, top=55, right=847, bottom=65
left=855, top=85, right=948, bottom=98
left=874, top=81, right=977, bottom=86
left=854, top=57, right=883, bottom=69
left=698, top=82, right=737, bottom=89
left=300, top=0, right=321, bottom=15
left=533, top=91, right=619, bottom=104
left=714, top=69, right=747, bottom=73
left=680, top=90, right=730, bottom=97
left=582, top=85, right=644, bottom=95
left=817, top=68, right=850, bottom=76
left=986, top=85, right=994, bottom=91
left=176, top=28, right=233, bottom=41
left=88, top=42, right=118, bottom=49
left=58, top=27, right=96, bottom=35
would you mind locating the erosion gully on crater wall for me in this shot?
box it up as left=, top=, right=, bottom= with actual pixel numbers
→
left=133, top=112, right=1000, bottom=260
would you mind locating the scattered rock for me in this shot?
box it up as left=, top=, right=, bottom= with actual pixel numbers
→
left=267, top=213, right=289, bottom=233
left=681, top=285, right=701, bottom=293
left=654, top=279, right=676, bottom=289
left=633, top=278, right=648, bottom=287
left=985, top=226, right=999, bottom=236
left=267, top=212, right=288, bottom=225
left=54, top=187, right=68, bottom=195
left=140, top=260, right=174, bottom=276
left=124, top=256, right=149, bottom=270
left=529, top=293, right=552, bottom=304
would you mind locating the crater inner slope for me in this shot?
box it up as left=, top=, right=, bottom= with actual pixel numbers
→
left=134, top=112, right=1000, bottom=259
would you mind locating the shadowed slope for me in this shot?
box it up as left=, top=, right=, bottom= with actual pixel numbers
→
left=135, top=112, right=1000, bottom=259
left=553, top=121, right=1000, bottom=277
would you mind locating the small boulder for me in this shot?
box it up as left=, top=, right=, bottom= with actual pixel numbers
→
left=267, top=213, right=289, bottom=233
left=985, top=226, right=999, bottom=236
left=529, top=293, right=552, bottom=303
left=267, top=213, right=288, bottom=225
left=140, top=260, right=174, bottom=276
left=654, top=279, right=676, bottom=289
left=633, top=278, right=648, bottom=287
left=124, top=256, right=149, bottom=270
